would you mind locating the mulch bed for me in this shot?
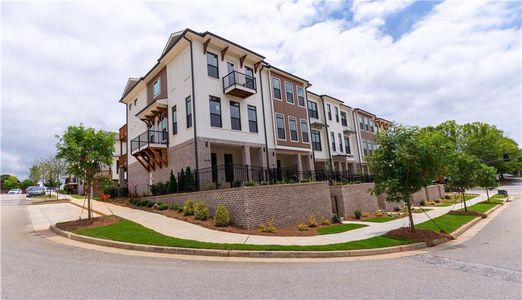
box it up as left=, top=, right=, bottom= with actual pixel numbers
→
left=386, top=227, right=452, bottom=246
left=56, top=215, right=121, bottom=232
left=447, top=210, right=486, bottom=218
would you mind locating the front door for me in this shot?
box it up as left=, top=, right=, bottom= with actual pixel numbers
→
left=224, top=154, right=234, bottom=183
left=211, top=153, right=217, bottom=183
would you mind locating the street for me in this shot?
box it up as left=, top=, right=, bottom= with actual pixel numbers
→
left=1, top=181, right=521, bottom=299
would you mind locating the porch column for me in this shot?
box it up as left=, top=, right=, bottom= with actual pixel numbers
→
left=296, top=154, right=303, bottom=180
left=259, top=147, right=268, bottom=168
left=241, top=146, right=252, bottom=181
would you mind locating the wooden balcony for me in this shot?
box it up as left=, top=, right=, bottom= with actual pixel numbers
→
left=130, top=130, right=168, bottom=172
left=119, top=124, right=127, bottom=141
left=223, top=70, right=256, bottom=99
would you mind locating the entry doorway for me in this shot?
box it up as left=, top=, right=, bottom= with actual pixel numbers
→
left=224, top=153, right=234, bottom=183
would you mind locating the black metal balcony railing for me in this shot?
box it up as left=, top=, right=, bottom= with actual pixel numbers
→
left=223, top=70, right=257, bottom=92
left=130, top=130, right=168, bottom=152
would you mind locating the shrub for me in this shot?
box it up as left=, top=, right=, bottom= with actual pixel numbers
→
left=258, top=219, right=277, bottom=233
left=301, top=178, right=312, bottom=183
left=276, top=180, right=285, bottom=185
left=354, top=210, right=362, bottom=219
left=307, top=214, right=318, bottom=227
left=426, top=201, right=435, bottom=206
left=287, top=179, right=296, bottom=184
left=362, top=212, right=369, bottom=218
left=419, top=200, right=426, bottom=206
left=104, top=185, right=119, bottom=198
left=232, top=181, right=242, bottom=188
left=146, top=201, right=155, bottom=208
left=332, top=214, right=341, bottom=224
left=178, top=169, right=186, bottom=192
left=194, top=202, right=209, bottom=220
left=150, top=182, right=168, bottom=196
left=375, top=211, right=383, bottom=217
left=205, top=183, right=217, bottom=190
left=118, top=186, right=129, bottom=197
left=183, top=200, right=194, bottom=216
left=167, top=170, right=177, bottom=193
left=243, top=181, right=256, bottom=187
left=185, top=167, right=195, bottom=192
left=157, top=203, right=169, bottom=210
left=260, top=181, right=270, bottom=185
left=297, top=223, right=309, bottom=231
left=393, top=207, right=401, bottom=212
left=444, top=195, right=451, bottom=200
left=319, top=215, right=331, bottom=225
left=434, top=199, right=441, bottom=203
left=169, top=203, right=180, bottom=211
left=214, top=205, right=231, bottom=227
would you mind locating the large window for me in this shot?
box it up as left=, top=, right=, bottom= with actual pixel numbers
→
left=207, top=52, right=219, bottom=78
left=344, top=136, right=351, bottom=154
left=153, top=79, right=161, bottom=97
left=209, top=96, right=222, bottom=128
left=359, top=116, right=364, bottom=130
left=335, top=107, right=339, bottom=122
left=289, top=117, right=298, bottom=141
left=368, top=140, right=374, bottom=155
left=341, top=111, right=347, bottom=126
left=186, top=96, right=192, bottom=128
left=338, top=133, right=343, bottom=152
left=363, top=139, right=368, bottom=156
left=230, top=101, right=241, bottom=130
left=327, top=104, right=332, bottom=120
left=330, top=132, right=336, bottom=152
left=311, top=130, right=321, bottom=151
left=160, top=116, right=168, bottom=142
left=285, top=82, right=294, bottom=104
left=272, top=77, right=281, bottom=100
left=172, top=106, right=177, bottom=135
left=300, top=119, right=309, bottom=143
left=276, top=114, right=285, bottom=140
left=248, top=105, right=257, bottom=133
left=308, top=101, right=319, bottom=119
left=297, top=87, right=305, bottom=107
left=369, top=119, right=374, bottom=132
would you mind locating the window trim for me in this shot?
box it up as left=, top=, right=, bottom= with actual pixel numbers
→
left=330, top=132, right=336, bottom=152
left=207, top=52, right=219, bottom=79
left=172, top=105, right=177, bottom=135
left=308, top=101, right=319, bottom=119
left=288, top=116, right=298, bottom=142
left=335, top=107, right=339, bottom=123
left=300, top=118, right=309, bottom=144
left=209, top=96, right=222, bottom=128
left=344, top=135, right=351, bottom=154
left=340, top=111, right=347, bottom=127
left=285, top=81, right=294, bottom=104
left=297, top=87, right=305, bottom=107
left=327, top=104, right=332, bottom=120
left=311, top=130, right=322, bottom=151
left=247, top=105, right=258, bottom=133
left=275, top=113, right=286, bottom=141
left=338, top=133, right=343, bottom=153
left=230, top=101, right=241, bottom=131
left=272, top=77, right=282, bottom=101
left=186, top=96, right=192, bottom=129
left=153, top=79, right=161, bottom=97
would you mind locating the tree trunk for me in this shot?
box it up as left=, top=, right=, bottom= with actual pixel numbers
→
left=462, top=190, right=468, bottom=211
left=485, top=188, right=490, bottom=203
left=87, top=182, right=92, bottom=222
left=407, top=199, right=415, bottom=232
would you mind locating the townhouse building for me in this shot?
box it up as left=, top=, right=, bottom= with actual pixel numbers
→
left=118, top=28, right=391, bottom=194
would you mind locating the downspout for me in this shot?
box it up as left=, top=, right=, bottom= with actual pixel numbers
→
left=352, top=110, right=363, bottom=175
left=183, top=35, right=199, bottom=188
left=259, top=64, right=271, bottom=171
left=320, top=96, right=333, bottom=170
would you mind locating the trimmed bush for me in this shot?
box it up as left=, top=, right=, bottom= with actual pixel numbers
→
left=194, top=202, right=209, bottom=220
left=354, top=210, right=362, bottom=219
left=319, top=215, right=331, bottom=225
left=258, top=219, right=277, bottom=233
left=307, top=214, right=318, bottom=227
left=214, top=205, right=231, bottom=227
left=243, top=181, right=256, bottom=187
left=297, top=223, right=309, bottom=231
left=375, top=211, right=383, bottom=217
left=156, top=203, right=169, bottom=210
left=183, top=200, right=194, bottom=216
left=146, top=201, right=155, bottom=208
left=260, top=181, right=270, bottom=185
left=301, top=178, right=312, bottom=183
left=104, top=185, right=118, bottom=198
left=362, top=212, right=369, bottom=218
left=169, top=203, right=180, bottom=211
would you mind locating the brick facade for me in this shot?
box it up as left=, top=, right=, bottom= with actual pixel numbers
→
left=146, top=182, right=332, bottom=229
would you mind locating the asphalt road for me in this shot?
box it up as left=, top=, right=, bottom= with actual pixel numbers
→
left=1, top=180, right=521, bottom=299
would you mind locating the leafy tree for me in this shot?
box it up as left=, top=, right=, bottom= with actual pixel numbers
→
left=28, top=161, right=42, bottom=184
left=56, top=125, right=115, bottom=221
left=2, top=175, right=20, bottom=190
left=185, top=167, right=194, bottom=192
left=178, top=169, right=185, bottom=192
left=20, top=179, right=34, bottom=191
left=475, top=164, right=498, bottom=202
left=369, top=125, right=439, bottom=231
left=446, top=152, right=480, bottom=211
left=167, top=170, right=177, bottom=193
left=419, top=126, right=455, bottom=194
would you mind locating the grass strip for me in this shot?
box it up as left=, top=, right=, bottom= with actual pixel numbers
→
left=416, top=214, right=477, bottom=233
left=316, top=223, right=368, bottom=235
left=465, top=202, right=499, bottom=213
left=73, top=218, right=412, bottom=251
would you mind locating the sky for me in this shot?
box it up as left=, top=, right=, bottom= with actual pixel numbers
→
left=1, top=0, right=521, bottom=179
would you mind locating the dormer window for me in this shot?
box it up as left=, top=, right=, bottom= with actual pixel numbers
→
left=153, top=79, right=161, bottom=97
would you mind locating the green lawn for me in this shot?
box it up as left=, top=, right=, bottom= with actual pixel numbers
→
left=362, top=216, right=396, bottom=223
left=73, top=218, right=412, bottom=251
left=465, top=202, right=499, bottom=213
left=416, top=214, right=477, bottom=233
left=316, top=223, right=368, bottom=235
left=434, top=194, right=478, bottom=207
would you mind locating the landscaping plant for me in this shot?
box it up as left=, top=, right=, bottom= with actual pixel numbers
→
left=319, top=215, right=331, bottom=225
left=474, top=163, right=498, bottom=202
left=194, top=202, right=209, bottom=220
left=307, top=214, right=318, bottom=227
left=214, top=205, right=231, bottom=227
left=297, top=223, right=309, bottom=231
left=183, top=200, right=194, bottom=216
left=354, top=210, right=362, bottom=219
left=446, top=152, right=481, bottom=211
left=258, top=219, right=277, bottom=233
left=167, top=170, right=177, bottom=193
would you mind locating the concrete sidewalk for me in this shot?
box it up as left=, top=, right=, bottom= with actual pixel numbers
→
left=27, top=202, right=98, bottom=231
left=55, top=192, right=490, bottom=246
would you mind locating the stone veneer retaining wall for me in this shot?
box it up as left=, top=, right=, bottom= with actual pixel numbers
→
left=146, top=182, right=332, bottom=229
left=331, top=184, right=444, bottom=219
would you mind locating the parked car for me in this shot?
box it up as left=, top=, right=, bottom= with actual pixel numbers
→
left=26, top=186, right=45, bottom=197
left=8, top=189, right=23, bottom=194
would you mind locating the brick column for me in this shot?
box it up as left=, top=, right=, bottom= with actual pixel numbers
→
left=296, top=154, right=303, bottom=179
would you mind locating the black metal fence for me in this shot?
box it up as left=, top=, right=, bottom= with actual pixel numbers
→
left=130, top=130, right=168, bottom=152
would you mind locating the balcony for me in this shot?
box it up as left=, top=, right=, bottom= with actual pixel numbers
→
left=223, top=70, right=256, bottom=98
left=130, top=130, right=168, bottom=171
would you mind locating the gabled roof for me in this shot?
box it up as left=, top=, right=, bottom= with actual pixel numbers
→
left=161, top=30, right=185, bottom=57
left=120, top=78, right=140, bottom=100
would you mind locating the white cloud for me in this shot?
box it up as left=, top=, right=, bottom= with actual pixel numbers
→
left=1, top=0, right=520, bottom=179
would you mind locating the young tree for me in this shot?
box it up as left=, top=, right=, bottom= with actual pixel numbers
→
left=446, top=152, right=480, bottom=211
left=167, top=170, right=177, bottom=193
left=28, top=161, right=42, bottom=184
left=56, top=125, right=115, bottom=221
left=178, top=169, right=186, bottom=192
left=475, top=163, right=498, bottom=202
left=185, top=167, right=194, bottom=192
left=369, top=125, right=439, bottom=231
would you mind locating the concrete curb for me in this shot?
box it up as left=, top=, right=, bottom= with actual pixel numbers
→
left=450, top=217, right=482, bottom=239
left=49, top=225, right=428, bottom=258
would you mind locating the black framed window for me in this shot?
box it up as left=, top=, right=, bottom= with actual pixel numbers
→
left=370, top=119, right=375, bottom=132
left=308, top=101, right=318, bottom=119
left=230, top=101, right=241, bottom=130
left=344, top=136, right=351, bottom=154
left=171, top=106, right=177, bottom=135
left=327, top=104, right=332, bottom=120
left=335, top=107, right=339, bottom=122
left=363, top=139, right=368, bottom=156
left=289, top=117, right=298, bottom=141
left=330, top=132, right=336, bottom=152
left=311, top=130, right=321, bottom=151
left=248, top=105, right=257, bottom=133
left=186, top=96, right=192, bottom=128
left=364, top=117, right=370, bottom=131
left=359, top=116, right=364, bottom=130
left=341, top=112, right=347, bottom=126
left=338, top=133, right=343, bottom=152
left=301, top=120, right=309, bottom=143
left=276, top=114, right=285, bottom=139
left=153, top=79, right=161, bottom=97
left=272, top=77, right=281, bottom=99
left=207, top=52, right=219, bottom=78
left=297, top=87, right=305, bottom=107
left=245, top=67, right=255, bottom=89
left=285, top=82, right=294, bottom=103
left=209, top=96, right=222, bottom=128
